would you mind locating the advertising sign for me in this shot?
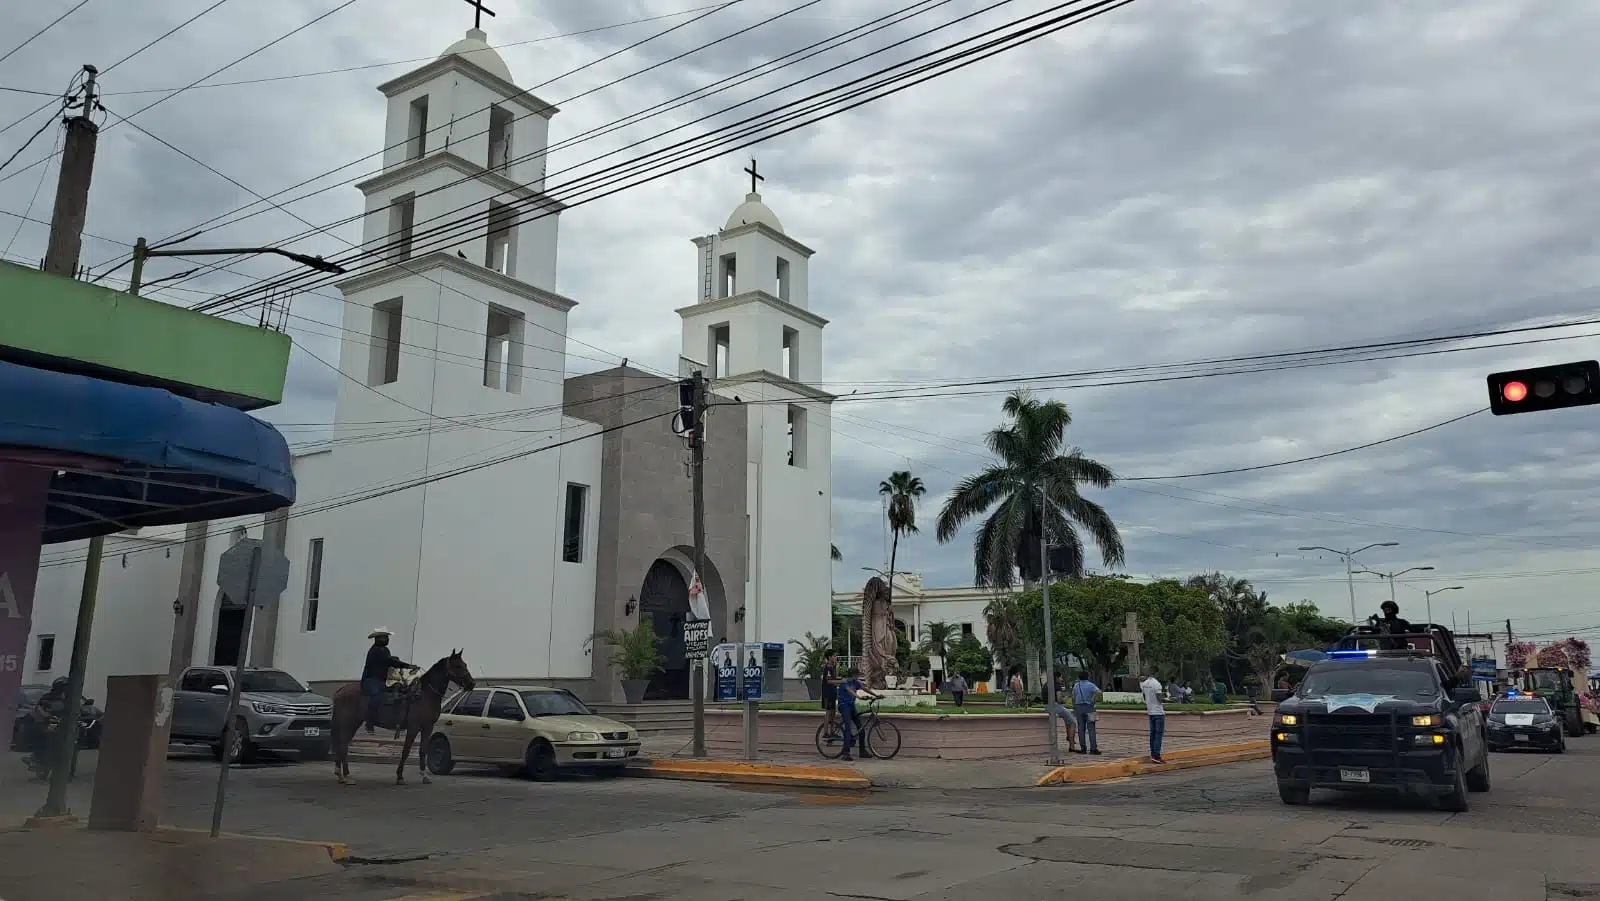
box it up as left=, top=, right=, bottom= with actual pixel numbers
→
left=741, top=643, right=765, bottom=701
left=683, top=620, right=711, bottom=661
left=0, top=465, right=50, bottom=713
left=713, top=644, right=740, bottom=701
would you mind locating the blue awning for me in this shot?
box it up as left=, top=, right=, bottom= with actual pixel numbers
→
left=0, top=360, right=295, bottom=544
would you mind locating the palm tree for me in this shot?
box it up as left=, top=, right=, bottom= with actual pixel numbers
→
left=878, top=470, right=926, bottom=610
left=831, top=544, right=842, bottom=562
left=919, top=620, right=959, bottom=662
left=984, top=596, right=1025, bottom=680
left=935, top=390, right=1124, bottom=588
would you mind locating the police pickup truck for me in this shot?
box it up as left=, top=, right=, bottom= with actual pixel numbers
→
left=1271, top=623, right=1489, bottom=811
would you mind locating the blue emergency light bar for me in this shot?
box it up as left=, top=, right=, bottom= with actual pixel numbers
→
left=1328, top=649, right=1378, bottom=660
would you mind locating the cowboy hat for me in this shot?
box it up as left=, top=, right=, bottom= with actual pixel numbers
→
left=367, top=627, right=393, bottom=638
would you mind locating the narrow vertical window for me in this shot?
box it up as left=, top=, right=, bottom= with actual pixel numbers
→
left=36, top=634, right=55, bottom=672
left=487, top=105, right=514, bottom=172
left=389, top=194, right=415, bottom=262
left=781, top=327, right=799, bottom=381
left=304, top=538, right=324, bottom=632
left=369, top=298, right=403, bottom=385
left=709, top=324, right=730, bottom=378
left=486, top=201, right=516, bottom=275
left=407, top=95, right=430, bottom=160
left=562, top=483, right=588, bottom=563
left=483, top=307, right=525, bottom=393
left=719, top=254, right=737, bottom=298
left=787, top=405, right=808, bottom=468
left=776, top=257, right=791, bottom=300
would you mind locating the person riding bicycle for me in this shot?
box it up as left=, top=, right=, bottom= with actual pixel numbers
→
left=836, top=668, right=882, bottom=761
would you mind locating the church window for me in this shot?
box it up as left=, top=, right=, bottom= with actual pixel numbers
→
left=486, top=201, right=516, bottom=275
left=776, top=257, right=791, bottom=300
left=483, top=306, right=524, bottom=393
left=407, top=95, right=430, bottom=160
left=389, top=194, right=415, bottom=262
left=303, top=538, right=324, bottom=632
left=369, top=298, right=403, bottom=386
left=787, top=405, right=808, bottom=468
left=781, top=327, right=799, bottom=381
left=562, top=483, right=588, bottom=563
left=488, top=105, right=514, bottom=172
left=719, top=253, right=737, bottom=298
left=35, top=634, right=55, bottom=672
left=709, top=324, right=730, bottom=378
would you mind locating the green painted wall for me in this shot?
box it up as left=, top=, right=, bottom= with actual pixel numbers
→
left=0, top=262, right=290, bottom=410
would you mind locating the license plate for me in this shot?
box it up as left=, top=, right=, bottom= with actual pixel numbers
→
left=1339, top=768, right=1371, bottom=784
left=603, top=747, right=626, bottom=759
left=302, top=727, right=320, bottom=738
left=1514, top=734, right=1529, bottom=742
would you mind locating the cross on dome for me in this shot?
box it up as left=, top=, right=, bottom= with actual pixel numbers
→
left=461, top=0, right=495, bottom=30
left=744, top=157, right=764, bottom=194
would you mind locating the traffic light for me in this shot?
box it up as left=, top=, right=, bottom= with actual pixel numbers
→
left=675, top=377, right=698, bottom=435
left=1487, top=360, right=1600, bottom=416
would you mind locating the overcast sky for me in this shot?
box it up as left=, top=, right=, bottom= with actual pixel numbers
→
left=4, top=0, right=1599, bottom=640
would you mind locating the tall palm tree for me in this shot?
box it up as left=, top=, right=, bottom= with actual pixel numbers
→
left=919, top=620, right=959, bottom=662
left=936, top=390, right=1124, bottom=588
left=984, top=596, right=1025, bottom=678
left=878, top=470, right=926, bottom=610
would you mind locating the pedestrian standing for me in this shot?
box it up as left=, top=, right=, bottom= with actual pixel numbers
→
left=1048, top=672, right=1077, bottom=751
left=1140, top=670, right=1166, bottom=764
left=948, top=673, right=968, bottom=708
left=1071, top=671, right=1101, bottom=755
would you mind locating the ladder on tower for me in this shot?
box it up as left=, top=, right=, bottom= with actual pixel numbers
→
left=700, top=235, right=714, bottom=301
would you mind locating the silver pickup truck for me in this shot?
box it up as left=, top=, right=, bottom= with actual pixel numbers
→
left=170, top=666, right=333, bottom=763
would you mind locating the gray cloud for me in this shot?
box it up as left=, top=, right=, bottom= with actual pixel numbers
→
left=5, top=0, right=1600, bottom=636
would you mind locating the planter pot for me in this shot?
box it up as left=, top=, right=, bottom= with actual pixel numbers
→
left=621, top=679, right=650, bottom=704
left=803, top=678, right=823, bottom=701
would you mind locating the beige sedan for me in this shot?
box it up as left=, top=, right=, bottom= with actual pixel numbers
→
left=425, top=685, right=642, bottom=780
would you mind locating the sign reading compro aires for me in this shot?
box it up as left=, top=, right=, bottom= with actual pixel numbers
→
left=683, top=619, right=711, bottom=660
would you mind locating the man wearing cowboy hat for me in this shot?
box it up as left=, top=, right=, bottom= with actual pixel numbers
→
left=362, top=628, right=417, bottom=735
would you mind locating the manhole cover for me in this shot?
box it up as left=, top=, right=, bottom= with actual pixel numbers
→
left=1357, top=837, right=1435, bottom=849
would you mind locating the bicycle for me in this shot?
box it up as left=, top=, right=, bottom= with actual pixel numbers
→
left=814, top=699, right=902, bottom=760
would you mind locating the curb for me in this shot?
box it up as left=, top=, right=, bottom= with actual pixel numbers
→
left=1036, top=739, right=1269, bottom=786
left=156, top=826, right=350, bottom=862
left=624, top=759, right=871, bottom=790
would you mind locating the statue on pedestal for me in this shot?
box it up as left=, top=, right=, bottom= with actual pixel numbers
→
left=861, top=576, right=897, bottom=690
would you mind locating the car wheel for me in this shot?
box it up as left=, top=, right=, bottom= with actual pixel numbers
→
left=1277, top=781, right=1310, bottom=805
left=1439, top=749, right=1470, bottom=812
left=223, top=718, right=256, bottom=765
left=524, top=740, right=558, bottom=782
left=1466, top=748, right=1491, bottom=792
left=1566, top=710, right=1584, bottom=738
left=426, top=735, right=455, bottom=776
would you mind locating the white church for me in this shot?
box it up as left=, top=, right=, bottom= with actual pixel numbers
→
left=23, top=27, right=834, bottom=704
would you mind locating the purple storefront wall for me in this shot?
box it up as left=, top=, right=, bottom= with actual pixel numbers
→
left=0, top=463, right=51, bottom=709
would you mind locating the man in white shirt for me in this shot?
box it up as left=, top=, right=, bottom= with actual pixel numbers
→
left=1140, top=670, right=1167, bottom=764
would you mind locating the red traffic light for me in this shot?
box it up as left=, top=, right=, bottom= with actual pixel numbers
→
left=1502, top=381, right=1529, bottom=403
left=1488, top=361, right=1600, bottom=416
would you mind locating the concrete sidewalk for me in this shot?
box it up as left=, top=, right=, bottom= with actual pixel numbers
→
left=0, top=825, right=345, bottom=901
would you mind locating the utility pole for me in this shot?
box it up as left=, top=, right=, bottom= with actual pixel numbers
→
left=1298, top=542, right=1399, bottom=623
left=43, top=66, right=100, bottom=279
left=690, top=370, right=709, bottom=758
left=1038, top=480, right=1060, bottom=766
left=38, top=65, right=103, bottom=820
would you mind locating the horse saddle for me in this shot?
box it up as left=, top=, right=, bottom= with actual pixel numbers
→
left=372, top=679, right=422, bottom=736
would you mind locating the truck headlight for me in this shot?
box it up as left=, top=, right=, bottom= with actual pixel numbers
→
left=1274, top=713, right=1298, bottom=727
left=1410, top=714, right=1441, bottom=727
left=251, top=702, right=287, bottom=715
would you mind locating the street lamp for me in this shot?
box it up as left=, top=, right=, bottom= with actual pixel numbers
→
left=1353, top=565, right=1435, bottom=615
left=125, top=235, right=346, bottom=296
left=1298, top=542, right=1400, bottom=623
left=1423, top=586, right=1464, bottom=629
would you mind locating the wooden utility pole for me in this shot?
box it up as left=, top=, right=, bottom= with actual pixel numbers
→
left=39, top=64, right=104, bottom=819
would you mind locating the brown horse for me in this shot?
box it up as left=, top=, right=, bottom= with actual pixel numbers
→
left=329, top=649, right=475, bottom=786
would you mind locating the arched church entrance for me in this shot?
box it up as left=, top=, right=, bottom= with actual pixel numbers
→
left=635, top=549, right=730, bottom=701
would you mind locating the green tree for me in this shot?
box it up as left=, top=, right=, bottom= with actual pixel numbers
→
left=1185, top=571, right=1269, bottom=691
left=983, top=596, right=1026, bottom=675
left=935, top=391, right=1123, bottom=588
left=919, top=620, right=959, bottom=662
left=947, top=633, right=995, bottom=685
left=879, top=470, right=926, bottom=609
left=1016, top=576, right=1223, bottom=685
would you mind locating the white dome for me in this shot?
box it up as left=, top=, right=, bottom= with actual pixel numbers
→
left=440, top=28, right=513, bottom=83
left=724, top=191, right=783, bottom=233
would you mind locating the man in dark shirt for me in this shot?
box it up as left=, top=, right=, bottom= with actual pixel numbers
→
left=1376, top=601, right=1413, bottom=651
left=362, top=628, right=416, bottom=734
left=25, top=677, right=71, bottom=775
left=821, top=652, right=840, bottom=733
left=837, top=669, right=881, bottom=761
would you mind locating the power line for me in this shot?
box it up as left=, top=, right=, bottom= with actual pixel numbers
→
left=195, top=0, right=1132, bottom=316
left=0, top=1, right=92, bottom=67
left=0, top=104, right=58, bottom=177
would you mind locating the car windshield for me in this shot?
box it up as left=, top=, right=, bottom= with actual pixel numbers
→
left=1493, top=699, right=1550, bottom=715
left=1300, top=664, right=1438, bottom=698
left=1530, top=671, right=1563, bottom=691
left=520, top=691, right=592, bottom=717
left=238, top=670, right=307, bottom=693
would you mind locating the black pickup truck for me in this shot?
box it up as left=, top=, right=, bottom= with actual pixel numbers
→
left=1271, top=623, right=1489, bottom=811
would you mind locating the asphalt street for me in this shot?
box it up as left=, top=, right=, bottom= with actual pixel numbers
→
left=10, top=741, right=1600, bottom=900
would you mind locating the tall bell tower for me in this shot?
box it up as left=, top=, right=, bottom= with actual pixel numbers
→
left=678, top=160, right=833, bottom=671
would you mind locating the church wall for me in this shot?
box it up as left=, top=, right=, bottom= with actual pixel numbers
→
left=23, top=532, right=183, bottom=708
left=548, top=417, right=602, bottom=680
left=719, top=230, right=811, bottom=311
